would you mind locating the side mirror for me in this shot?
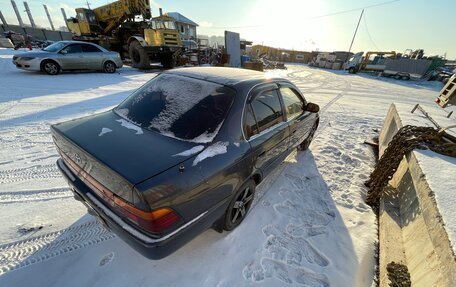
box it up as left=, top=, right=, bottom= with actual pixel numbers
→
left=59, top=50, right=67, bottom=54
left=305, top=102, right=320, bottom=113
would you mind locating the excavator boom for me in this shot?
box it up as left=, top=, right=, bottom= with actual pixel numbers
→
left=93, top=0, right=151, bottom=35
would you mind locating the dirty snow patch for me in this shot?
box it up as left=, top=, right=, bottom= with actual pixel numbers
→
left=172, top=145, right=205, bottom=157
left=98, top=128, right=112, bottom=137
left=192, top=141, right=228, bottom=166
left=116, top=108, right=129, bottom=118
left=190, top=121, right=224, bottom=143
left=116, top=119, right=143, bottom=135
left=157, top=121, right=225, bottom=144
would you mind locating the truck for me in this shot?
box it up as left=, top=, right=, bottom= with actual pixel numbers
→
left=346, top=50, right=444, bottom=80
left=66, top=0, right=182, bottom=69
left=345, top=51, right=397, bottom=74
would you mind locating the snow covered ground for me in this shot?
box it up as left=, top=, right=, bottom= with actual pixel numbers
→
left=0, top=48, right=449, bottom=287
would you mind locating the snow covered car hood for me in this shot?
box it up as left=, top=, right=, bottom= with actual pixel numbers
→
left=51, top=110, right=205, bottom=185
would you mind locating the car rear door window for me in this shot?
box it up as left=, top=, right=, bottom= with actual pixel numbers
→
left=82, top=44, right=102, bottom=52
left=62, top=44, right=83, bottom=53
left=250, top=89, right=284, bottom=133
left=280, top=87, right=305, bottom=121
left=243, top=104, right=259, bottom=138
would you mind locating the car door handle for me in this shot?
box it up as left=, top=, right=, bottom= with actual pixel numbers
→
left=258, top=151, right=266, bottom=157
left=292, top=130, right=297, bottom=134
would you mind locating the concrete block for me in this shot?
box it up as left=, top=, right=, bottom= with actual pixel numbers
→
left=378, top=104, right=456, bottom=287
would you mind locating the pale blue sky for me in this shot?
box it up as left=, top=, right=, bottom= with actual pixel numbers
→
left=1, top=0, right=455, bottom=59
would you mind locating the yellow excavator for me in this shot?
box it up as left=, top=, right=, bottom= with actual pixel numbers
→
left=66, top=0, right=182, bottom=69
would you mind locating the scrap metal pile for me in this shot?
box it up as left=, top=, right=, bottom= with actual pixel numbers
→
left=2, top=31, right=52, bottom=50
left=260, top=56, right=287, bottom=70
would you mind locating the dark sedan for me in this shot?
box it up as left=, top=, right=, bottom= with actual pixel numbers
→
left=51, top=67, right=319, bottom=259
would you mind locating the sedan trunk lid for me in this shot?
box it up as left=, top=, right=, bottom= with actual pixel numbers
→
left=51, top=110, right=204, bottom=201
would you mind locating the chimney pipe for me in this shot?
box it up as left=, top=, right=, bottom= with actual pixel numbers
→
left=11, top=0, right=24, bottom=27
left=159, top=8, right=163, bottom=16
left=0, top=10, right=8, bottom=26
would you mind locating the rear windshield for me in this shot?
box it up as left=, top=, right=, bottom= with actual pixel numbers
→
left=115, top=74, right=235, bottom=143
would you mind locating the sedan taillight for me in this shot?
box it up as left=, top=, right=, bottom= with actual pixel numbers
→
left=58, top=148, right=183, bottom=234
left=122, top=207, right=182, bottom=233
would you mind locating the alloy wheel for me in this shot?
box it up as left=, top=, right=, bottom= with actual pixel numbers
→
left=44, top=62, right=58, bottom=75
left=105, top=62, right=116, bottom=73
left=231, top=186, right=254, bottom=224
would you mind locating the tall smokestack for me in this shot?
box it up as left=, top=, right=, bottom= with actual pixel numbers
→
left=43, top=4, right=55, bottom=31
left=0, top=10, right=8, bottom=26
left=11, top=0, right=24, bottom=27
left=23, top=1, right=36, bottom=28
left=61, top=8, right=69, bottom=30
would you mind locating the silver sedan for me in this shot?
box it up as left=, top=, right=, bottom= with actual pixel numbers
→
left=12, top=41, right=123, bottom=75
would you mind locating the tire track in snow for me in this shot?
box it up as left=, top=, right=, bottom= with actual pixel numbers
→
left=0, top=99, right=21, bottom=116
left=290, top=69, right=352, bottom=141
left=0, top=220, right=115, bottom=275
left=0, top=164, right=60, bottom=184
left=0, top=187, right=73, bottom=204
left=287, top=67, right=351, bottom=115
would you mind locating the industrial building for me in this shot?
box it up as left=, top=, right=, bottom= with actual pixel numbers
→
left=250, top=44, right=312, bottom=63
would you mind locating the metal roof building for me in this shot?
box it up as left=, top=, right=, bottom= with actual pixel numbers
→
left=168, top=12, right=198, bottom=41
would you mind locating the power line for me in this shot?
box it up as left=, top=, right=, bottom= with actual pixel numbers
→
left=203, top=0, right=400, bottom=30
left=363, top=12, right=380, bottom=51
left=307, top=0, right=400, bottom=20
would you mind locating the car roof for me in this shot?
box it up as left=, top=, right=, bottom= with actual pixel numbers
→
left=164, top=67, right=287, bottom=89
left=57, top=40, right=104, bottom=47
left=54, top=40, right=108, bottom=51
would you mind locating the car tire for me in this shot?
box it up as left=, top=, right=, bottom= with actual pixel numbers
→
left=298, top=120, right=319, bottom=151
left=223, top=180, right=256, bottom=231
left=394, top=74, right=402, bottom=80
left=401, top=75, right=410, bottom=80
left=41, top=60, right=60, bottom=75
left=129, top=41, right=150, bottom=69
left=348, top=67, right=357, bottom=74
left=103, top=61, right=117, bottom=73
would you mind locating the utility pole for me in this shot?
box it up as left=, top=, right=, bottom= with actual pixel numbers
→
left=0, top=10, right=8, bottom=27
left=86, top=1, right=91, bottom=9
left=43, top=4, right=55, bottom=30
left=11, top=0, right=24, bottom=27
left=345, top=9, right=364, bottom=64
left=23, top=1, right=36, bottom=28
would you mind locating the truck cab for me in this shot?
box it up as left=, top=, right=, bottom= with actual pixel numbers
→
left=144, top=15, right=182, bottom=47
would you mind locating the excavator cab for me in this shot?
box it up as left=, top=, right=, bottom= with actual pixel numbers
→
left=67, top=8, right=102, bottom=37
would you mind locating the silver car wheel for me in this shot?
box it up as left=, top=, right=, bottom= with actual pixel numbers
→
left=104, top=61, right=116, bottom=73
left=44, top=62, right=59, bottom=75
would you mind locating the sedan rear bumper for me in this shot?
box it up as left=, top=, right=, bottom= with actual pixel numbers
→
left=56, top=158, right=225, bottom=259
